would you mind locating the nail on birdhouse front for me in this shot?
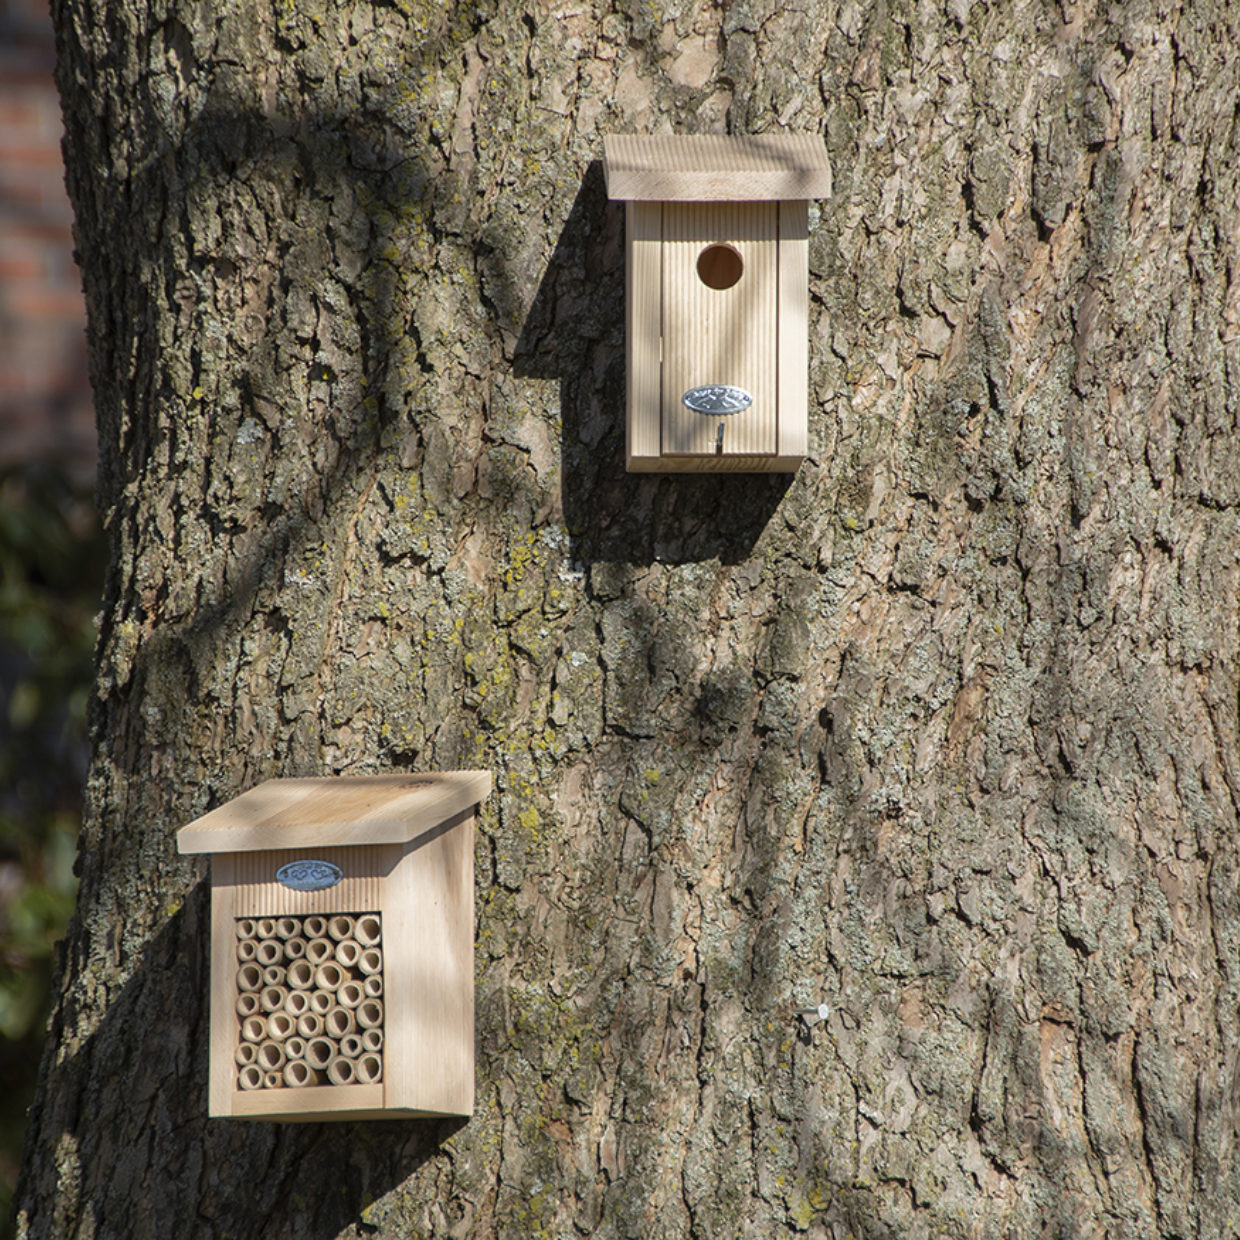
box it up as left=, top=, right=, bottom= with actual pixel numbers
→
left=603, top=134, right=831, bottom=473
left=177, top=771, right=490, bottom=1121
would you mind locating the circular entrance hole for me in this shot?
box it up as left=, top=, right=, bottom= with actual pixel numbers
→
left=697, top=243, right=744, bottom=290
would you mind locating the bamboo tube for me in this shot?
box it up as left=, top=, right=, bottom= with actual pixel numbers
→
left=297, top=1012, right=323, bottom=1039
left=334, top=940, right=361, bottom=969
left=361, top=1028, right=383, bottom=1052
left=257, top=1041, right=286, bottom=1072
left=265, top=1011, right=294, bottom=1041
left=283, top=1059, right=312, bottom=1088
left=241, top=1015, right=267, bottom=1044
left=287, top=960, right=314, bottom=990
left=284, top=1036, right=306, bottom=1060
left=314, top=962, right=344, bottom=992
left=235, top=1042, right=257, bottom=1066
left=276, top=917, right=300, bottom=939
left=305, top=938, right=333, bottom=966
left=236, top=963, right=263, bottom=992
left=339, top=1034, right=362, bottom=1059
left=236, top=992, right=261, bottom=1018
left=238, top=1064, right=263, bottom=1090
left=357, top=948, right=382, bottom=977
left=354, top=1053, right=382, bottom=1084
left=261, top=985, right=288, bottom=1013
left=327, top=914, right=355, bottom=942
left=262, top=965, right=286, bottom=988
left=284, top=989, right=310, bottom=1017
left=363, top=975, right=383, bottom=998
left=354, top=915, right=382, bottom=947
left=309, top=990, right=334, bottom=1016
left=256, top=918, right=277, bottom=939
left=337, top=981, right=363, bottom=1010
left=356, top=999, right=383, bottom=1030
left=325, top=1007, right=355, bottom=1038
left=256, top=939, right=283, bottom=966
left=305, top=1038, right=334, bottom=1071
left=235, top=918, right=257, bottom=941
left=236, top=940, right=257, bottom=962
left=284, top=936, right=307, bottom=960
left=264, top=1071, right=282, bottom=1089
left=304, top=915, right=327, bottom=938
left=326, top=1056, right=356, bottom=1085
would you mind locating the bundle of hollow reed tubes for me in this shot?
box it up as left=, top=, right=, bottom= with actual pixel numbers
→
left=234, top=912, right=384, bottom=1089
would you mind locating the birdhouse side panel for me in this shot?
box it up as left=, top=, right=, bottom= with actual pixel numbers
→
left=384, top=808, right=475, bottom=1117
left=777, top=199, right=809, bottom=459
left=626, top=202, right=662, bottom=465
left=661, top=201, right=778, bottom=457
left=208, top=864, right=240, bottom=1117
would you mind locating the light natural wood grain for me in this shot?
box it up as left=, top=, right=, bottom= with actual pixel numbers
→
left=227, top=844, right=394, bottom=917
left=661, top=202, right=778, bottom=457
left=177, top=771, right=491, bottom=853
left=629, top=453, right=807, bottom=473
left=777, top=199, right=809, bottom=459
left=208, top=857, right=238, bottom=1118
left=386, top=807, right=474, bottom=1117
left=229, top=1082, right=385, bottom=1119
left=612, top=136, right=821, bottom=474
left=627, top=202, right=662, bottom=466
left=604, top=133, right=831, bottom=201
left=196, top=775, right=484, bottom=1120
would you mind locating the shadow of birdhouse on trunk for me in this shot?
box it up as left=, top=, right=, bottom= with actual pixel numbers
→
left=512, top=160, right=790, bottom=570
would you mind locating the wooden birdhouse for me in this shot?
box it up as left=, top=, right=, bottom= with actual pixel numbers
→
left=177, top=771, right=490, bottom=1121
left=603, top=134, right=831, bottom=473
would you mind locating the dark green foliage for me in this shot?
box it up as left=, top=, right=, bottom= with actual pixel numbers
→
left=0, top=466, right=101, bottom=1228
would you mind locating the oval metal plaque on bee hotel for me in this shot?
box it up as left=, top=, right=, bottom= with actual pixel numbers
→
left=681, top=384, right=753, bottom=416
left=276, top=859, right=343, bottom=892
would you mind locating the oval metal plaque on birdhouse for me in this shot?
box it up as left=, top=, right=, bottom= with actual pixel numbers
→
left=276, top=859, right=343, bottom=892
left=682, top=384, right=753, bottom=415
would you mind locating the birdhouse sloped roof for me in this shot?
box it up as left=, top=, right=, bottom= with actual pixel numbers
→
left=176, top=771, right=491, bottom=853
left=603, top=133, right=831, bottom=202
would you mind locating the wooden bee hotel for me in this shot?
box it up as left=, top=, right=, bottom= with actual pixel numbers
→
left=604, top=133, right=831, bottom=473
left=177, top=771, right=490, bottom=1121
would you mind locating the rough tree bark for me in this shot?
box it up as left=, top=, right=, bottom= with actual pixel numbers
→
left=16, top=0, right=1240, bottom=1237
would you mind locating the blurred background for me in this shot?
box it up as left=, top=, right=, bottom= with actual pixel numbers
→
left=0, top=0, right=102, bottom=1223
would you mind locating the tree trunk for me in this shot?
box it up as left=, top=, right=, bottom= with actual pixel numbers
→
left=17, top=0, right=1240, bottom=1236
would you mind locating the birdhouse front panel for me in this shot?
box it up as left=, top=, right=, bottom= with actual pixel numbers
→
left=210, top=844, right=398, bottom=1120
left=604, top=134, right=828, bottom=474
left=661, top=201, right=778, bottom=457
left=179, top=772, right=489, bottom=1122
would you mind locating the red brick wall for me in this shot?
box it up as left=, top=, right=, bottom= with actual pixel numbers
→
left=0, top=0, right=95, bottom=479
